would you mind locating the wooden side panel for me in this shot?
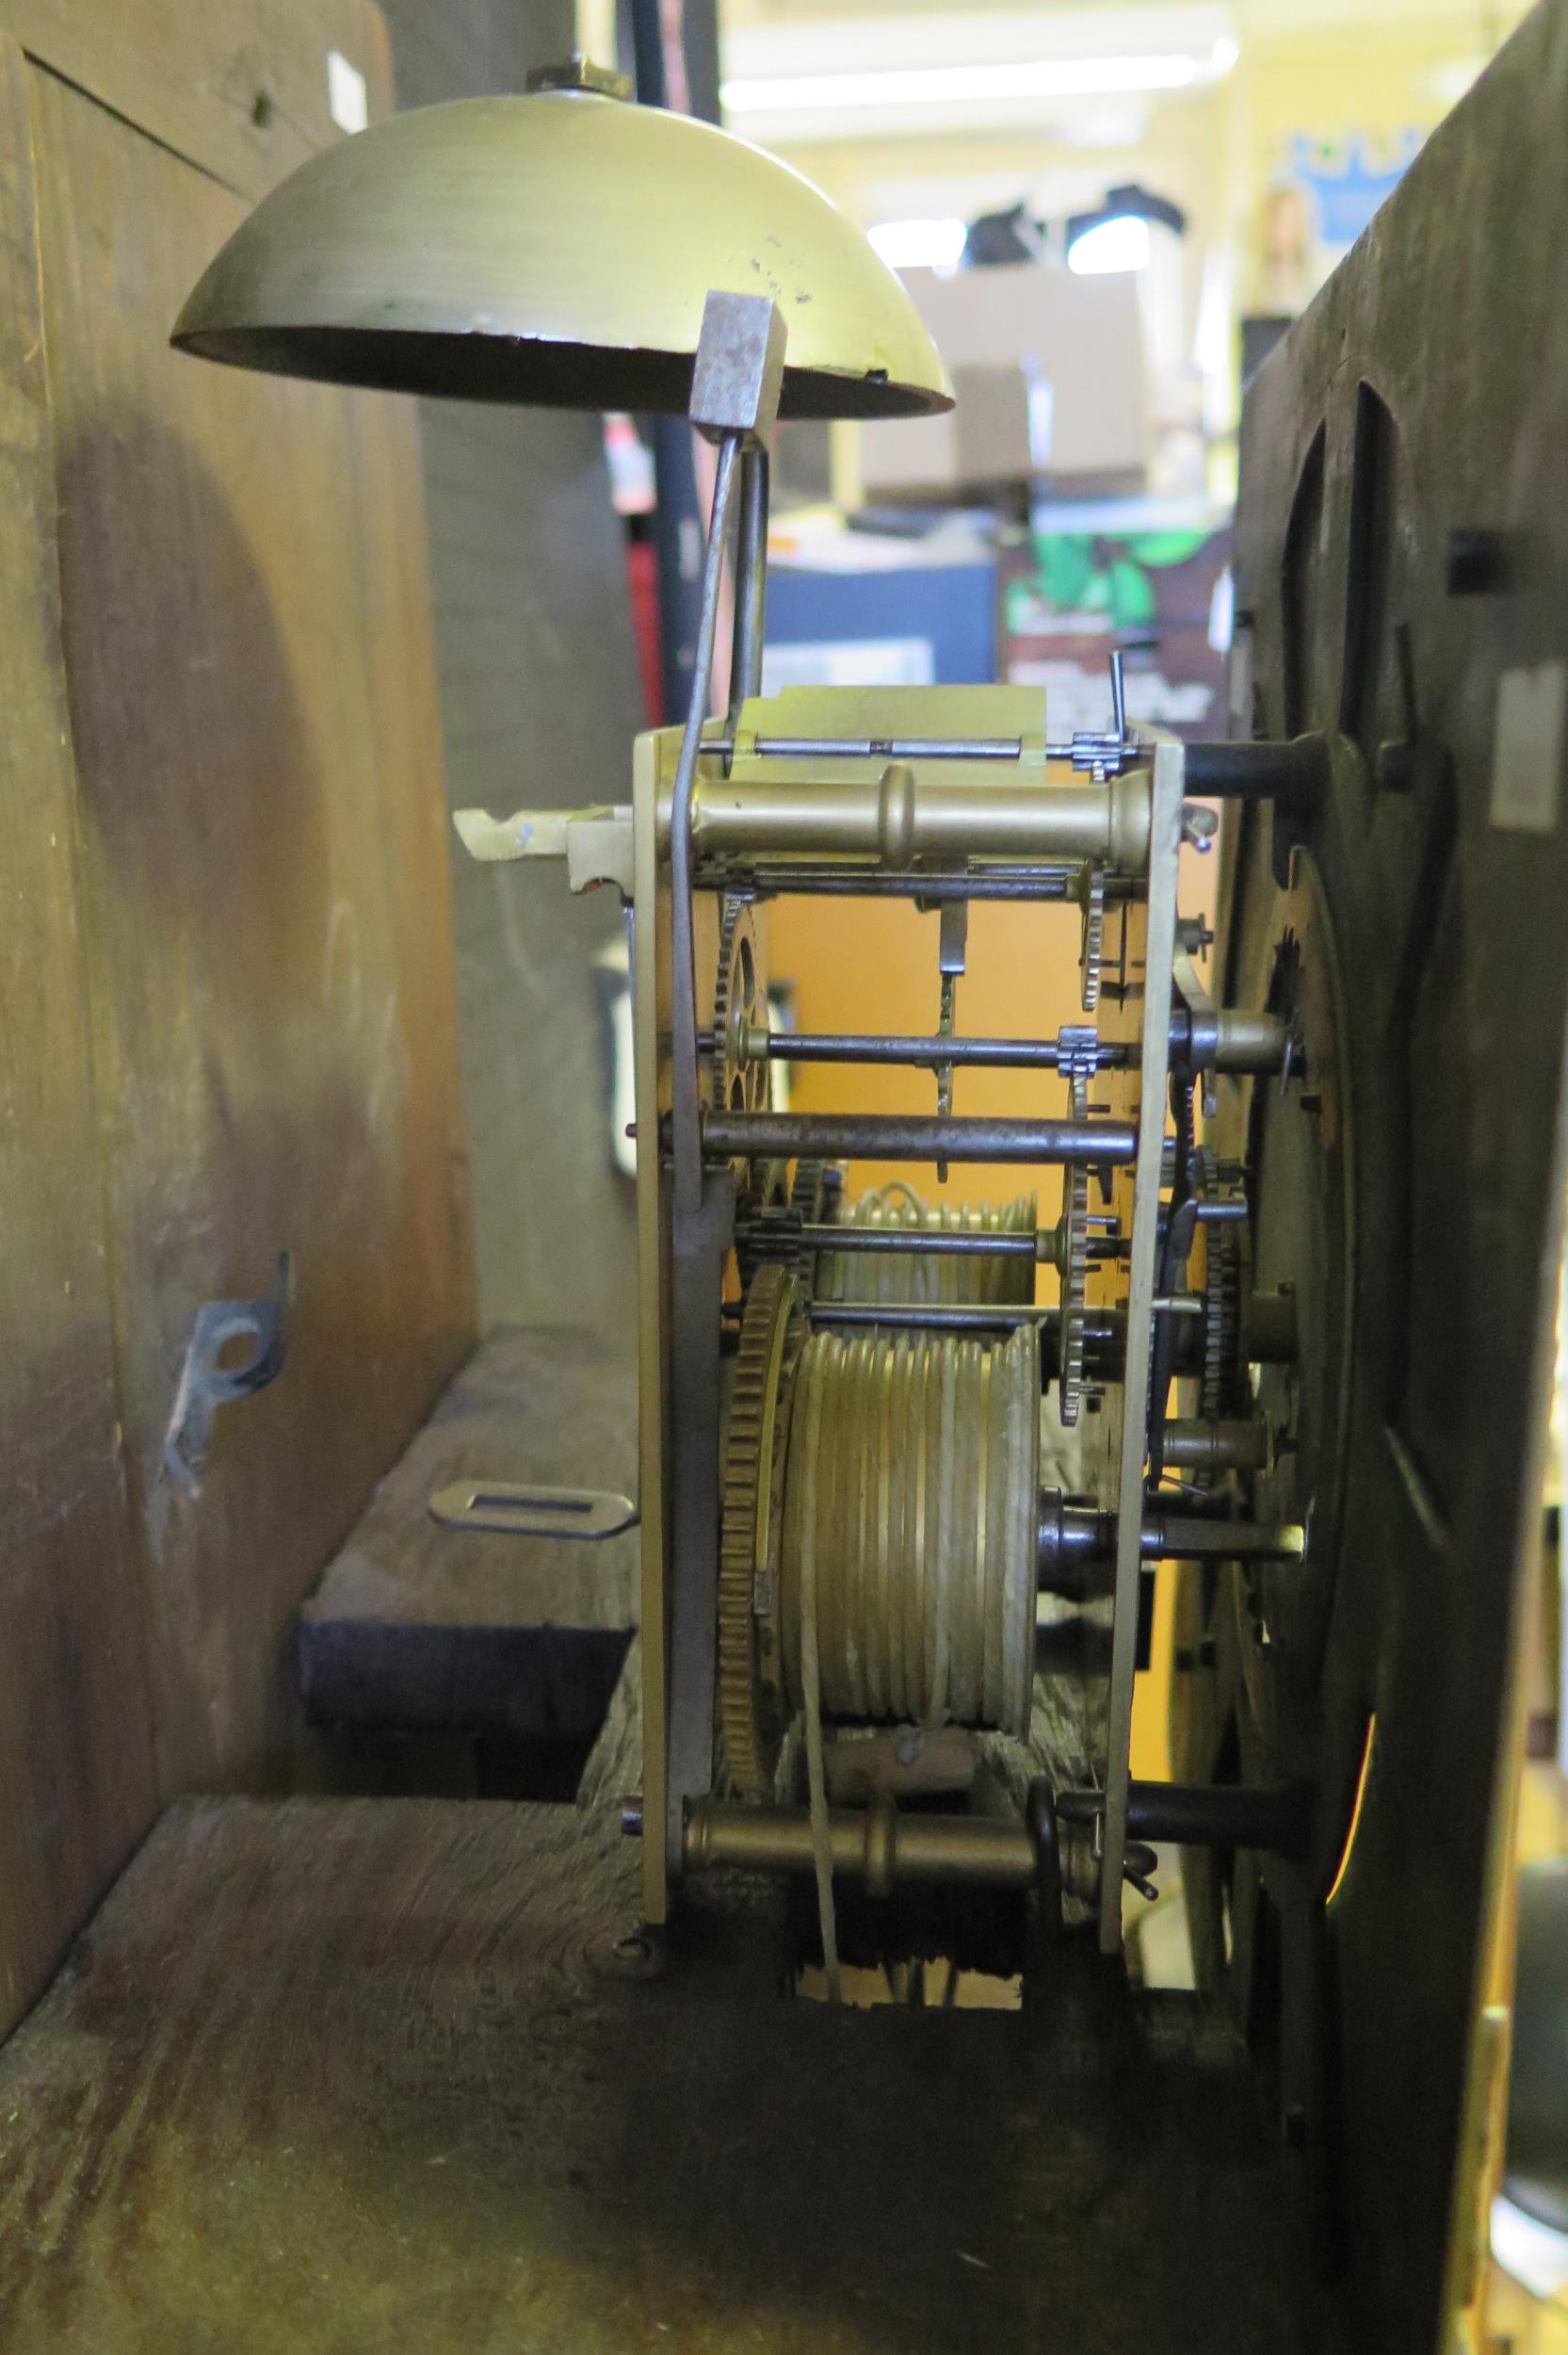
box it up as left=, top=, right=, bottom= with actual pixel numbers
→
left=374, top=0, right=646, bottom=1347
left=0, top=34, right=157, bottom=2038
left=0, top=0, right=393, bottom=200
left=29, top=69, right=474, bottom=1798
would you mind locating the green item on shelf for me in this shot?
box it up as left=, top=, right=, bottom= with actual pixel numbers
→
left=1026, top=528, right=1214, bottom=629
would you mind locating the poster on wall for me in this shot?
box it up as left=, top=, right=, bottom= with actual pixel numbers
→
left=1259, top=127, right=1427, bottom=316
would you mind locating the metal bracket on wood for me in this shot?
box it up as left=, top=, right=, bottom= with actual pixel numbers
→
left=162, top=1251, right=292, bottom=1497
left=428, top=1483, right=638, bottom=1539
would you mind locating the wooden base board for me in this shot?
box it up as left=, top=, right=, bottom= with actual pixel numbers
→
left=0, top=1795, right=1329, bottom=2354
left=299, top=1327, right=639, bottom=1747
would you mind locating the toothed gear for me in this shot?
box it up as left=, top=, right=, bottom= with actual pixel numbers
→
left=1077, top=862, right=1107, bottom=1014
left=718, top=1263, right=805, bottom=1797
left=736, top=1157, right=843, bottom=1288
left=788, top=1157, right=844, bottom=1291
left=789, top=1159, right=839, bottom=1223
left=1053, top=1072, right=1091, bottom=1425
left=734, top=1160, right=794, bottom=1289
left=1194, top=1147, right=1246, bottom=1421
left=1202, top=1226, right=1246, bottom=1421
left=709, top=896, right=768, bottom=1113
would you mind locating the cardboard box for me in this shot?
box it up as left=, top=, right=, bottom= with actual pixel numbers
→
left=857, top=262, right=1149, bottom=500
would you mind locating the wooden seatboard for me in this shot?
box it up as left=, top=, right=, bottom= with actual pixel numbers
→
left=300, top=1326, right=638, bottom=1744
left=0, top=1795, right=1328, bottom=2355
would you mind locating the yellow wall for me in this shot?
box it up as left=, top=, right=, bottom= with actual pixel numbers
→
left=772, top=894, right=1075, bottom=1222
left=1231, top=12, right=1530, bottom=313
left=750, top=5, right=1535, bottom=437
left=785, top=89, right=1232, bottom=358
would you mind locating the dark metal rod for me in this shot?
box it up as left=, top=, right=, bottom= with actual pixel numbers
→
left=762, top=1029, right=1132, bottom=1071
left=1057, top=1780, right=1309, bottom=1859
left=726, top=446, right=769, bottom=729
left=808, top=1305, right=1136, bottom=1345
left=1039, top=1502, right=1305, bottom=1582
left=683, top=1799, right=1036, bottom=1888
left=702, top=869, right=1074, bottom=903
left=1109, top=645, right=1127, bottom=739
left=814, top=1302, right=1056, bottom=1330
left=1144, top=1513, right=1304, bottom=1561
left=732, top=1012, right=1282, bottom=1074
left=1181, top=737, right=1326, bottom=804
left=700, top=735, right=1024, bottom=761
left=1161, top=1418, right=1270, bottom=1472
left=669, top=435, right=741, bottom=1220
left=702, top=1110, right=1138, bottom=1164
left=884, top=1308, right=1116, bottom=1385
left=800, top=1224, right=1036, bottom=1258
left=1246, top=1289, right=1299, bottom=1363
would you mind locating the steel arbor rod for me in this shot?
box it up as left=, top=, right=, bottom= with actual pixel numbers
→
left=702, top=1110, right=1136, bottom=1164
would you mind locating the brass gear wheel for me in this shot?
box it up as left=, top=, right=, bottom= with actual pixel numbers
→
left=718, top=1262, right=805, bottom=1796
left=710, top=896, right=768, bottom=1113
left=1202, top=1218, right=1246, bottom=1421
left=1077, top=861, right=1107, bottom=1013
left=734, top=1158, right=845, bottom=1291
left=1192, top=1149, right=1247, bottom=1421
left=1046, top=1074, right=1091, bottom=1424
left=1056, top=1163, right=1091, bottom=1425
left=733, top=1158, right=793, bottom=1290
left=789, top=1157, right=839, bottom=1224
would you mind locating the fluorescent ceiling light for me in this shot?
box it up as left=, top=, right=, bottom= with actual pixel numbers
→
left=1067, top=214, right=1152, bottom=274
left=867, top=216, right=969, bottom=271
left=722, top=51, right=1224, bottom=119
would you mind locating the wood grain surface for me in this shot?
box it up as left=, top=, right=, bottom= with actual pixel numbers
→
left=0, top=0, right=393, bottom=200
left=29, top=69, right=473, bottom=1800
left=1207, top=8, right=1568, bottom=2345
left=379, top=0, right=646, bottom=1348
left=0, top=1795, right=1324, bottom=2355
left=300, top=1326, right=637, bottom=1744
left=0, top=0, right=474, bottom=2035
left=0, top=31, right=158, bottom=2040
